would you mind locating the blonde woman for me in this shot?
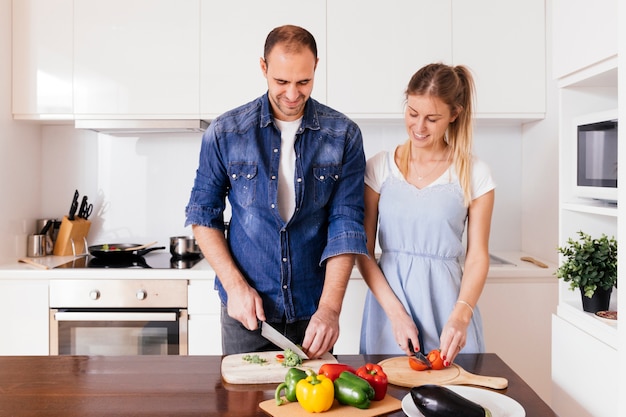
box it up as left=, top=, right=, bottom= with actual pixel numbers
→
left=357, top=63, right=495, bottom=366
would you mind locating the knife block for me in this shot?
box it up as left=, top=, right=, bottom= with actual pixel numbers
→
left=53, top=216, right=91, bottom=256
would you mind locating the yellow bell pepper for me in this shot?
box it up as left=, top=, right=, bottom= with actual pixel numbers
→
left=295, top=369, right=335, bottom=413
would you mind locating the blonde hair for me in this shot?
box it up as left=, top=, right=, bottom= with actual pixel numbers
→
left=398, top=63, right=476, bottom=206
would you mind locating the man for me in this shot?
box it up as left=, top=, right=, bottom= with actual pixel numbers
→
left=185, top=25, right=367, bottom=359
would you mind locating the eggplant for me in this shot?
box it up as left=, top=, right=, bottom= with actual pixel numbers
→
left=410, top=385, right=492, bottom=417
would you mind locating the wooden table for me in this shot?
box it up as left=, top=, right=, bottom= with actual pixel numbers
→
left=0, top=353, right=556, bottom=416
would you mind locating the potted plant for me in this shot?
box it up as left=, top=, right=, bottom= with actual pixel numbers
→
left=555, top=231, right=617, bottom=313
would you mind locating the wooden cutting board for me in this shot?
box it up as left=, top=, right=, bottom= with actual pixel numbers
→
left=378, top=356, right=508, bottom=389
left=259, top=395, right=401, bottom=417
left=221, top=351, right=338, bottom=384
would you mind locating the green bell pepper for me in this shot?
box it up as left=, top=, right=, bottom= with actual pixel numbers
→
left=274, top=367, right=307, bottom=406
left=333, top=370, right=375, bottom=409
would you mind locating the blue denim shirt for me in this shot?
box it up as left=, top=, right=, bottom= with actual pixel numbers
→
left=185, top=93, right=368, bottom=323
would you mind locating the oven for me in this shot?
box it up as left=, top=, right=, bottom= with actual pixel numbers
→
left=49, top=279, right=188, bottom=356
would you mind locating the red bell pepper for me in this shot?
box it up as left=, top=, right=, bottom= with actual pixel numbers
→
left=356, top=363, right=388, bottom=401
left=318, top=363, right=356, bottom=381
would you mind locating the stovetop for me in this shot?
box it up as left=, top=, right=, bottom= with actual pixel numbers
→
left=56, top=251, right=204, bottom=270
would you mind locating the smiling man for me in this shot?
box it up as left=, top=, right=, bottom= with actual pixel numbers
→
left=185, top=25, right=367, bottom=359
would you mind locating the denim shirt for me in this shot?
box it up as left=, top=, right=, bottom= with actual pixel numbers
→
left=185, top=94, right=368, bottom=323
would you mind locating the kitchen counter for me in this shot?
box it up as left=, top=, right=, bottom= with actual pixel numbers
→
left=0, top=353, right=556, bottom=417
left=0, top=251, right=555, bottom=281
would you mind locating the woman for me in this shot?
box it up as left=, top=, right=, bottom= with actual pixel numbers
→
left=357, top=63, right=495, bottom=367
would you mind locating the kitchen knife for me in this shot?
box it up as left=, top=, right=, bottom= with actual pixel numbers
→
left=68, top=190, right=79, bottom=220
left=408, top=339, right=431, bottom=369
left=260, top=321, right=309, bottom=359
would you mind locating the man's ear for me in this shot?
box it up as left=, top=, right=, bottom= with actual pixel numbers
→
left=260, top=57, right=268, bottom=77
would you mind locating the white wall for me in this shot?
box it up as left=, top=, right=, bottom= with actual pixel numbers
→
left=39, top=120, right=523, bottom=253
left=0, top=0, right=43, bottom=264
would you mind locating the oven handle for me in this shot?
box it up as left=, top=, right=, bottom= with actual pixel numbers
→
left=54, top=311, right=178, bottom=322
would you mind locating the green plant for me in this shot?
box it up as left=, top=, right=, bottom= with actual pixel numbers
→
left=555, top=231, right=617, bottom=298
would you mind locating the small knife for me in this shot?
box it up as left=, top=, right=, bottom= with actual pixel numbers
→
left=408, top=339, right=431, bottom=369
left=260, top=321, right=309, bottom=360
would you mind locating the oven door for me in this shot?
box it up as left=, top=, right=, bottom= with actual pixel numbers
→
left=49, top=308, right=188, bottom=355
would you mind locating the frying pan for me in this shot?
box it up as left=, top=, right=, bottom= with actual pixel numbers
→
left=88, top=243, right=166, bottom=260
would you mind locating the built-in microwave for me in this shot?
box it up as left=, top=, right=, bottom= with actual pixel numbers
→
left=573, top=109, right=618, bottom=202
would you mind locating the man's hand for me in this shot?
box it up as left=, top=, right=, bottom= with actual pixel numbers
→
left=301, top=307, right=340, bottom=359
left=226, top=282, right=266, bottom=330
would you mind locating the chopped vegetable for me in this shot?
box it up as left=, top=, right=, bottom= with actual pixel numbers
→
left=281, top=348, right=303, bottom=367
left=426, top=350, right=445, bottom=370
left=242, top=354, right=268, bottom=365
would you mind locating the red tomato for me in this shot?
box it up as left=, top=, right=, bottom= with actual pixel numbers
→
left=426, top=349, right=445, bottom=370
left=408, top=356, right=430, bottom=371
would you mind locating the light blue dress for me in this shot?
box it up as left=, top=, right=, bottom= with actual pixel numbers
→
left=359, top=151, right=494, bottom=355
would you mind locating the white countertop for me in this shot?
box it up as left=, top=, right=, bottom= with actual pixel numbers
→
left=1, top=251, right=556, bottom=282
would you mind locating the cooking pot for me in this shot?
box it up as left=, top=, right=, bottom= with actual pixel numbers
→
left=89, top=242, right=165, bottom=260
left=170, top=236, right=201, bottom=258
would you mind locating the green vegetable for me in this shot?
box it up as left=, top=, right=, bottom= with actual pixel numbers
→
left=333, top=370, right=374, bottom=409
left=410, top=385, right=492, bottom=417
left=274, top=367, right=307, bottom=405
left=242, top=354, right=267, bottom=365
left=281, top=348, right=303, bottom=367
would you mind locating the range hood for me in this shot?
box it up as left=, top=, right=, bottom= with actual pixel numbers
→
left=75, top=119, right=209, bottom=135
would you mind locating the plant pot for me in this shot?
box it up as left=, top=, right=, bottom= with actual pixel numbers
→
left=580, top=285, right=612, bottom=313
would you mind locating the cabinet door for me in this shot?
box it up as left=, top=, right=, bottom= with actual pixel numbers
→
left=12, top=0, right=73, bottom=120
left=200, top=0, right=326, bottom=118
left=552, top=315, right=618, bottom=416
left=452, top=0, right=545, bottom=118
left=74, top=0, right=200, bottom=118
left=187, top=280, right=222, bottom=355
left=0, top=281, right=49, bottom=355
left=326, top=1, right=452, bottom=118
left=552, top=0, right=618, bottom=80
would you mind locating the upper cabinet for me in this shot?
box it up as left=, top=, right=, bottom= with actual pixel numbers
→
left=326, top=1, right=452, bottom=119
left=326, top=0, right=545, bottom=120
left=199, top=0, right=326, bottom=119
left=12, top=0, right=73, bottom=120
left=73, top=0, right=200, bottom=119
left=13, top=1, right=546, bottom=123
left=452, top=0, right=546, bottom=119
left=552, top=0, right=618, bottom=83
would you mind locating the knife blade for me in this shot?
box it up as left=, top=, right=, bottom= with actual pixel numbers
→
left=260, top=321, right=309, bottom=359
left=408, top=339, right=431, bottom=369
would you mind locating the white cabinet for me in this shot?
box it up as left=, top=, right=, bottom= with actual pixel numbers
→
left=12, top=0, right=73, bottom=120
left=0, top=281, right=49, bottom=355
left=326, top=0, right=452, bottom=118
left=199, top=0, right=327, bottom=119
left=73, top=0, right=200, bottom=119
left=552, top=0, right=618, bottom=81
left=552, top=315, right=618, bottom=417
left=334, top=277, right=369, bottom=354
left=480, top=275, right=557, bottom=404
left=552, top=1, right=621, bottom=415
left=187, top=280, right=222, bottom=355
left=452, top=0, right=545, bottom=119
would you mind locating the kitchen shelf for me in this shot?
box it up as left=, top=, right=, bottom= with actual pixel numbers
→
left=557, top=291, right=618, bottom=349
left=561, top=201, right=618, bottom=217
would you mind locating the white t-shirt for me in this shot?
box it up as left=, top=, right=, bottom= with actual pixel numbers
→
left=274, top=118, right=302, bottom=221
left=365, top=149, right=496, bottom=200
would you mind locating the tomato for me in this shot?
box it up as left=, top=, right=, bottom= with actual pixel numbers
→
left=426, top=349, right=445, bottom=370
left=408, top=356, right=430, bottom=371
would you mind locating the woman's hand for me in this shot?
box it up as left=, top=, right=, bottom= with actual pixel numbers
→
left=439, top=317, right=468, bottom=366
